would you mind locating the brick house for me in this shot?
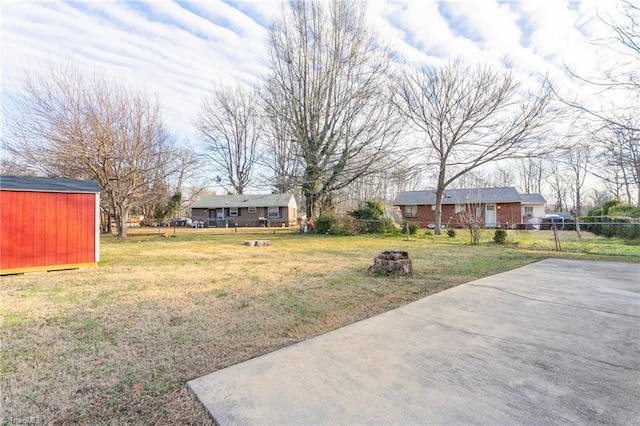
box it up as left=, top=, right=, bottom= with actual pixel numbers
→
left=394, top=187, right=546, bottom=229
left=190, top=194, right=297, bottom=227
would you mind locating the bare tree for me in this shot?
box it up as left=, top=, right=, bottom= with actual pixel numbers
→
left=259, top=92, right=303, bottom=194
left=263, top=0, right=401, bottom=218
left=547, top=161, right=569, bottom=212
left=515, top=158, right=546, bottom=194
left=136, top=146, right=201, bottom=225
left=3, top=64, right=177, bottom=238
left=561, top=2, right=639, bottom=129
left=0, top=157, right=33, bottom=176
left=335, top=160, right=423, bottom=212
left=195, top=83, right=262, bottom=195
left=393, top=60, right=558, bottom=233
left=560, top=1, right=639, bottom=204
left=602, top=121, right=639, bottom=205
left=564, top=144, right=592, bottom=215
left=490, top=164, right=515, bottom=188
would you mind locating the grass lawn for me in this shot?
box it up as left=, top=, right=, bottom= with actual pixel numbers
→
left=1, top=228, right=638, bottom=425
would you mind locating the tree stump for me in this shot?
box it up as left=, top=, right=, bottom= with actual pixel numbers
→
left=368, top=251, right=413, bottom=277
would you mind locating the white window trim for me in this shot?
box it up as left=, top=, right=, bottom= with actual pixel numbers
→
left=405, top=205, right=418, bottom=217
left=248, top=207, right=257, bottom=214
left=229, top=207, right=239, bottom=217
left=267, top=206, right=279, bottom=218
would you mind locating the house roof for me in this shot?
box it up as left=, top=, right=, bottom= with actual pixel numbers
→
left=520, top=193, right=547, bottom=204
left=190, top=194, right=296, bottom=209
left=0, top=175, right=100, bottom=193
left=394, top=187, right=534, bottom=205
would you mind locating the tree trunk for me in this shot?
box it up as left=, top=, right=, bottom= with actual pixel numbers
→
left=434, top=168, right=446, bottom=235
left=114, top=204, right=129, bottom=239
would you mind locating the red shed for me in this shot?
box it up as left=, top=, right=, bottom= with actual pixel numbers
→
left=0, top=175, right=100, bottom=275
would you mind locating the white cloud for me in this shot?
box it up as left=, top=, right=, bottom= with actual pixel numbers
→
left=1, top=0, right=633, bottom=143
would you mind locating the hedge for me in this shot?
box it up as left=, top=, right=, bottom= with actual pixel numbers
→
left=581, top=216, right=640, bottom=240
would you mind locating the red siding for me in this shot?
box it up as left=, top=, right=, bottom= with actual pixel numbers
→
left=0, top=190, right=96, bottom=272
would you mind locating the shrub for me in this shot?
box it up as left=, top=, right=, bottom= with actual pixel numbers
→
left=340, top=215, right=359, bottom=236
left=583, top=215, right=640, bottom=240
left=348, top=200, right=384, bottom=221
left=600, top=200, right=621, bottom=215
left=608, top=203, right=640, bottom=218
left=587, top=200, right=640, bottom=217
left=379, top=217, right=399, bottom=235
left=493, top=229, right=507, bottom=244
left=446, top=228, right=456, bottom=238
left=314, top=215, right=337, bottom=234
left=346, top=200, right=398, bottom=235
left=401, top=222, right=419, bottom=235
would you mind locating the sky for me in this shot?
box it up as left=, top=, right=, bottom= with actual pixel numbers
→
left=1, top=0, right=629, bottom=145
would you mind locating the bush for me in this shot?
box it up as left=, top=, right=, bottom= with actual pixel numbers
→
left=379, top=217, right=399, bottom=235
left=583, top=215, right=640, bottom=240
left=340, top=216, right=359, bottom=236
left=314, top=215, right=337, bottom=234
left=588, top=200, right=640, bottom=218
left=608, top=203, right=640, bottom=218
left=348, top=200, right=384, bottom=221
left=493, top=229, right=507, bottom=244
left=446, top=228, right=456, bottom=238
left=346, top=200, right=398, bottom=235
left=401, top=222, right=419, bottom=235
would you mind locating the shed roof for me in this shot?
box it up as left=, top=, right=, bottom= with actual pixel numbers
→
left=394, top=187, right=524, bottom=205
left=0, top=175, right=100, bottom=193
left=190, top=194, right=296, bottom=209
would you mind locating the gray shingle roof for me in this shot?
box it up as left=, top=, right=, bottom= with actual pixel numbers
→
left=190, top=194, right=296, bottom=209
left=0, top=175, right=100, bottom=193
left=520, top=193, right=547, bottom=204
left=394, top=187, right=541, bottom=205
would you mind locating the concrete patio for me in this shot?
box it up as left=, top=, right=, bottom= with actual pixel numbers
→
left=189, top=258, right=640, bottom=425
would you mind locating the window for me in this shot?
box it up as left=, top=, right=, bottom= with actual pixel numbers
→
left=268, top=206, right=279, bottom=218
left=229, top=208, right=238, bottom=217
left=248, top=207, right=257, bottom=214
left=405, top=205, right=418, bottom=217
left=455, top=204, right=463, bottom=214
left=430, top=205, right=436, bottom=211
left=524, top=206, right=533, bottom=217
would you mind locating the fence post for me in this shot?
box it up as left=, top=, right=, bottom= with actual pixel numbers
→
left=552, top=224, right=561, bottom=251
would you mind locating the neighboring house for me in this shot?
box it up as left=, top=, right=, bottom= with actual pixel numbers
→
left=0, top=175, right=100, bottom=275
left=520, top=194, right=547, bottom=225
left=394, top=187, right=546, bottom=229
left=190, top=194, right=297, bottom=227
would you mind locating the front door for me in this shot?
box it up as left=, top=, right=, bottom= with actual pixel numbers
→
left=485, top=204, right=497, bottom=228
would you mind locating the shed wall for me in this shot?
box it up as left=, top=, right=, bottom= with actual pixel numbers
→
left=0, top=190, right=97, bottom=274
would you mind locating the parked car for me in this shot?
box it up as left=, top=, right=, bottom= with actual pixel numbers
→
left=165, top=217, right=192, bottom=227
left=192, top=220, right=204, bottom=228
left=539, top=214, right=564, bottom=230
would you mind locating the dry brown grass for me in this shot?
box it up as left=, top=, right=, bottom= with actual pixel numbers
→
left=1, top=230, right=636, bottom=424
